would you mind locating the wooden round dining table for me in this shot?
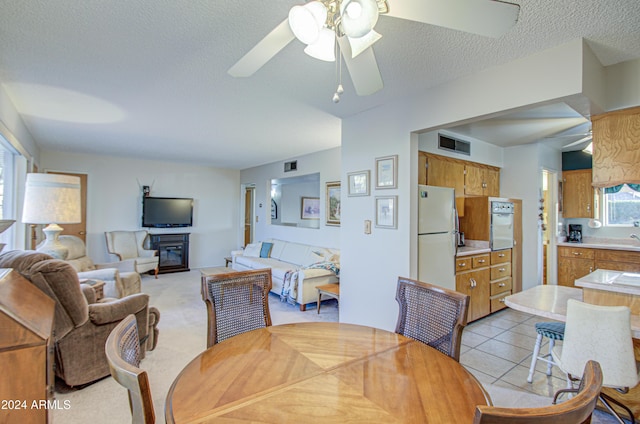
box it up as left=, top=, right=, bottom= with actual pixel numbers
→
left=165, top=322, right=490, bottom=423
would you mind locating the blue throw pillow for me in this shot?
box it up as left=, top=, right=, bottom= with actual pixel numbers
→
left=260, top=242, right=273, bottom=258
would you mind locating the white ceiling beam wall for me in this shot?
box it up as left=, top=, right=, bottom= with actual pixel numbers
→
left=340, top=39, right=591, bottom=331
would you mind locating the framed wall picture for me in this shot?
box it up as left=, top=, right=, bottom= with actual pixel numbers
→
left=301, top=197, right=320, bottom=220
left=375, top=155, right=398, bottom=189
left=325, top=181, right=341, bottom=226
left=347, top=170, right=370, bottom=196
left=375, top=195, right=397, bottom=229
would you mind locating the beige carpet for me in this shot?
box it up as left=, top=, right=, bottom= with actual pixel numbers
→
left=52, top=269, right=622, bottom=423
left=52, top=269, right=339, bottom=423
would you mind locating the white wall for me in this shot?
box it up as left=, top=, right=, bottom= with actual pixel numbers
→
left=240, top=147, right=340, bottom=249
left=340, top=39, right=587, bottom=331
left=500, top=143, right=562, bottom=290
left=40, top=150, right=240, bottom=268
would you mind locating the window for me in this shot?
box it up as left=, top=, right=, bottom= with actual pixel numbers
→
left=603, top=184, right=640, bottom=226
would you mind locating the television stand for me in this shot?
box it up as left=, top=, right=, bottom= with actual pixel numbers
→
left=149, top=233, right=190, bottom=274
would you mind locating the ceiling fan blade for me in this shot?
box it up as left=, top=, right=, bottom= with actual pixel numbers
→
left=338, top=37, right=383, bottom=96
left=385, top=0, right=520, bottom=38
left=563, top=135, right=593, bottom=148
left=228, top=19, right=295, bottom=77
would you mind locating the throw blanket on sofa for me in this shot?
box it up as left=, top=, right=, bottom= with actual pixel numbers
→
left=305, top=261, right=340, bottom=276
left=280, top=262, right=340, bottom=306
left=280, top=270, right=300, bottom=305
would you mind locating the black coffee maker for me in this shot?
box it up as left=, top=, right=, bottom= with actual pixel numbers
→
left=568, top=224, right=583, bottom=243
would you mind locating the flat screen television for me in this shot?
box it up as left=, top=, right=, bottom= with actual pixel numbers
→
left=142, top=197, right=193, bottom=228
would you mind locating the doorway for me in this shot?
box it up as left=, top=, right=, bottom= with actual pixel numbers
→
left=30, top=171, right=88, bottom=249
left=541, top=169, right=558, bottom=285
left=243, top=185, right=255, bottom=247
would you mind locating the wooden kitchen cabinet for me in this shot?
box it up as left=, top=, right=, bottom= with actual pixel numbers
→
left=562, top=169, right=594, bottom=218
left=595, top=249, right=640, bottom=273
left=0, top=269, right=55, bottom=424
left=592, top=106, right=640, bottom=188
left=456, top=253, right=490, bottom=322
left=557, top=246, right=595, bottom=287
left=465, top=164, right=500, bottom=197
left=419, top=152, right=501, bottom=217
left=421, top=152, right=466, bottom=216
left=456, top=268, right=490, bottom=322
left=490, top=249, right=512, bottom=312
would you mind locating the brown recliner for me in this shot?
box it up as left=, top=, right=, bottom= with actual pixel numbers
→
left=0, top=250, right=160, bottom=387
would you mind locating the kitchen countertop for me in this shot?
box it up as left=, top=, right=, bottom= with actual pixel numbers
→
left=557, top=237, right=640, bottom=252
left=575, top=269, right=640, bottom=296
left=456, top=240, right=491, bottom=257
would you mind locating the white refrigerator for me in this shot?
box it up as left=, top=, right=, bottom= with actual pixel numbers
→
left=418, top=185, right=458, bottom=291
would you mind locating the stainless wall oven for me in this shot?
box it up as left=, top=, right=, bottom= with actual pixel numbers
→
left=490, top=201, right=514, bottom=251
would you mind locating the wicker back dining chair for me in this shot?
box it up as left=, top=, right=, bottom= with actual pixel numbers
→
left=202, top=269, right=272, bottom=348
left=395, top=277, right=470, bottom=361
left=105, top=314, right=155, bottom=424
left=473, top=360, right=603, bottom=424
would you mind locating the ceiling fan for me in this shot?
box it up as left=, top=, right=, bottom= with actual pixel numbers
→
left=228, top=0, right=520, bottom=100
left=544, top=126, right=592, bottom=149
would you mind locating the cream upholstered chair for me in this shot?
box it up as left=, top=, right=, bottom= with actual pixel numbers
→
left=105, top=231, right=159, bottom=278
left=474, top=360, right=603, bottom=424
left=106, top=314, right=156, bottom=424
left=201, top=269, right=272, bottom=348
left=551, top=299, right=638, bottom=424
left=395, top=277, right=470, bottom=361
left=59, top=235, right=141, bottom=298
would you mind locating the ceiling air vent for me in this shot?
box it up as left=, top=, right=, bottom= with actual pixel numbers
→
left=284, top=160, right=297, bottom=172
left=438, top=134, right=471, bottom=156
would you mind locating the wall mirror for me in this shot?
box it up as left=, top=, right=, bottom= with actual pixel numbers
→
left=270, top=173, right=320, bottom=229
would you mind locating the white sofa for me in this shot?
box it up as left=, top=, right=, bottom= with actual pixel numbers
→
left=232, top=239, right=339, bottom=311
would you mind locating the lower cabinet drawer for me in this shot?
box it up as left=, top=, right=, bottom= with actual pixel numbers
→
left=490, top=291, right=511, bottom=313
left=490, top=263, right=511, bottom=280
left=490, top=277, right=512, bottom=296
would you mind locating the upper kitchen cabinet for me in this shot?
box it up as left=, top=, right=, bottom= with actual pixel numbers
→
left=420, top=152, right=466, bottom=215
left=562, top=169, right=594, bottom=218
left=592, top=106, right=640, bottom=188
left=465, top=163, right=500, bottom=197
left=419, top=152, right=501, bottom=216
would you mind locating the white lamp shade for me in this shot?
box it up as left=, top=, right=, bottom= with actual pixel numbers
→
left=289, top=1, right=328, bottom=45
left=22, top=173, right=81, bottom=224
left=341, top=0, right=379, bottom=38
left=304, top=27, right=336, bottom=61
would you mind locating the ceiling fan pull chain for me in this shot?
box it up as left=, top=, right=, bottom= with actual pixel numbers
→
left=333, top=38, right=344, bottom=103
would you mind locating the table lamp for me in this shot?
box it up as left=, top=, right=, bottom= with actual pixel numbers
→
left=21, top=173, right=81, bottom=260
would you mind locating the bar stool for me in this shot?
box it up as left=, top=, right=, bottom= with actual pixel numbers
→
left=526, top=321, right=565, bottom=383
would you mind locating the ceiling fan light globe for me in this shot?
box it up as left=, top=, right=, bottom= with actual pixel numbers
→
left=341, top=0, right=379, bottom=38
left=304, top=27, right=336, bottom=61
left=289, top=2, right=327, bottom=45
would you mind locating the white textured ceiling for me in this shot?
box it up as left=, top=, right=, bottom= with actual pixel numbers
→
left=0, top=0, right=639, bottom=169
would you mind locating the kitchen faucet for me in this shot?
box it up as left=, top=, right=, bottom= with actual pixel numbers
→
left=631, top=234, right=640, bottom=243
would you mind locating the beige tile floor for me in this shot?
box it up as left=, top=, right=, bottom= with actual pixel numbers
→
left=460, top=308, right=569, bottom=399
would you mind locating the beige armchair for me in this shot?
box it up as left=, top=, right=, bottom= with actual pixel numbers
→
left=105, top=230, right=159, bottom=278
left=59, top=235, right=141, bottom=298
left=0, top=250, right=160, bottom=387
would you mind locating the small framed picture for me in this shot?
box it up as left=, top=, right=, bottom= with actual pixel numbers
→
left=375, top=155, right=398, bottom=189
left=301, top=197, right=320, bottom=220
left=375, top=196, right=397, bottom=229
left=347, top=170, right=370, bottom=196
left=325, top=181, right=341, bottom=226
